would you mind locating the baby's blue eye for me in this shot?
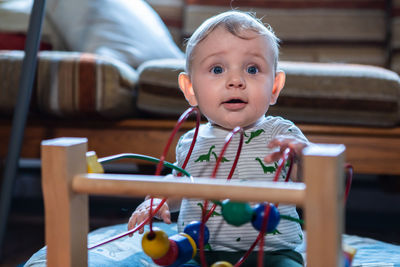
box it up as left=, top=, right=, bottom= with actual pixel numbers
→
left=211, top=66, right=223, bottom=74
left=247, top=66, right=258, bottom=74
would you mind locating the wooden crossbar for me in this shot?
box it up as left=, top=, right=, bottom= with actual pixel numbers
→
left=41, top=137, right=345, bottom=267
left=73, top=174, right=306, bottom=205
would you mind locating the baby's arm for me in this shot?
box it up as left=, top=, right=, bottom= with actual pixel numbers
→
left=127, top=174, right=182, bottom=234
left=127, top=196, right=181, bottom=234
left=127, top=196, right=182, bottom=234
left=264, top=136, right=308, bottom=181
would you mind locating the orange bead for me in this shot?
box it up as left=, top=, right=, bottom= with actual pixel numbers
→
left=141, top=229, right=170, bottom=259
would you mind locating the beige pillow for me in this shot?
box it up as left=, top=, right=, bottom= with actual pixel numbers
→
left=46, top=0, right=184, bottom=68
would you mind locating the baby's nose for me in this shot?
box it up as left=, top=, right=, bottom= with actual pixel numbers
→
left=227, top=74, right=245, bottom=89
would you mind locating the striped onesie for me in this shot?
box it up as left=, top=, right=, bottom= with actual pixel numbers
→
left=175, top=116, right=308, bottom=252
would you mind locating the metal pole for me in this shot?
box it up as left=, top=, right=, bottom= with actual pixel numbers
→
left=0, top=0, right=46, bottom=260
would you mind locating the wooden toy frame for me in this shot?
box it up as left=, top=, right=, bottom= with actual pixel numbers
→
left=41, top=137, right=346, bottom=267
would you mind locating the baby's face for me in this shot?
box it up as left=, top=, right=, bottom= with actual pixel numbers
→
left=189, top=27, right=281, bottom=129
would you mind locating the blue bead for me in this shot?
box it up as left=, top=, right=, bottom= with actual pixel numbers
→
left=251, top=203, right=280, bottom=233
left=183, top=221, right=210, bottom=247
left=167, top=234, right=194, bottom=267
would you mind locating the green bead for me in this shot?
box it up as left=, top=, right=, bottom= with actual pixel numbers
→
left=221, top=199, right=253, bottom=226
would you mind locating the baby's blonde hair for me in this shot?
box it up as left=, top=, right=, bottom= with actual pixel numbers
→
left=185, top=10, right=280, bottom=75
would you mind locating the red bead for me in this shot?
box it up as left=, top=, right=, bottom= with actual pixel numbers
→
left=152, top=239, right=179, bottom=266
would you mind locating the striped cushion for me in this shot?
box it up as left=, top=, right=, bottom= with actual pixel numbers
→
left=137, top=58, right=400, bottom=126
left=0, top=50, right=138, bottom=118
left=183, top=0, right=387, bottom=67
left=391, top=0, right=400, bottom=74
left=137, top=58, right=189, bottom=116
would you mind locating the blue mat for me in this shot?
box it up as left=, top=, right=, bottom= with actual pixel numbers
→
left=24, top=223, right=400, bottom=267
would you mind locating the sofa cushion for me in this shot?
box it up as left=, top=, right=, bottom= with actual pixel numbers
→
left=391, top=2, right=400, bottom=74
left=0, top=50, right=138, bottom=118
left=46, top=0, right=184, bottom=69
left=183, top=0, right=387, bottom=68
left=137, top=58, right=189, bottom=116
left=137, top=58, right=400, bottom=126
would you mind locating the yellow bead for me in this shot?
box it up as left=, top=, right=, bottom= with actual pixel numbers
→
left=141, top=230, right=170, bottom=259
left=179, top=233, right=197, bottom=258
left=86, top=151, right=104, bottom=173
left=211, top=261, right=233, bottom=267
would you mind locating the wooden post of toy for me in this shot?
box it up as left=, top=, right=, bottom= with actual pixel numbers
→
left=303, top=144, right=346, bottom=267
left=41, top=138, right=89, bottom=267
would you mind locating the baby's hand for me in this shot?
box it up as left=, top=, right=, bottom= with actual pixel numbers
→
left=264, top=136, right=307, bottom=163
left=127, top=198, right=171, bottom=235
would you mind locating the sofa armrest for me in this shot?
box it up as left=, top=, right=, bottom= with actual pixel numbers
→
left=0, top=50, right=138, bottom=118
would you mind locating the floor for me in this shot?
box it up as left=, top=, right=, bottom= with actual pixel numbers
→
left=0, top=165, right=399, bottom=266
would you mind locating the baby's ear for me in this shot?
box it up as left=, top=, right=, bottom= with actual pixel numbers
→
left=178, top=72, right=198, bottom=106
left=270, top=71, right=285, bottom=105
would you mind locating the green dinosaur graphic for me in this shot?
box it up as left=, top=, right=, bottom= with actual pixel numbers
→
left=197, top=202, right=221, bottom=217
left=195, top=145, right=216, bottom=162
left=270, top=229, right=281, bottom=235
left=212, top=152, right=229, bottom=163
left=255, top=157, right=276, bottom=174
left=205, top=243, right=212, bottom=251
left=262, top=229, right=281, bottom=236
left=244, top=129, right=265, bottom=144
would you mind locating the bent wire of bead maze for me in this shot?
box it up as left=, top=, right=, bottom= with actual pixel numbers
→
left=41, top=107, right=353, bottom=267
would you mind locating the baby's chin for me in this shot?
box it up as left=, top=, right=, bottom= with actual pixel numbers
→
left=208, top=118, right=261, bottom=131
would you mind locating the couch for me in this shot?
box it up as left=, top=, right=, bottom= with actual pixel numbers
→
left=1, top=0, right=400, bottom=178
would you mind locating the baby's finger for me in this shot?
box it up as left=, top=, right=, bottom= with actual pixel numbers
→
left=128, top=215, right=138, bottom=237
left=137, top=213, right=150, bottom=234
left=160, top=209, right=171, bottom=224
left=264, top=151, right=283, bottom=163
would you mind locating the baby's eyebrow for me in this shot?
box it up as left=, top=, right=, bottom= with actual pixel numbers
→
left=199, top=51, right=227, bottom=65
left=246, top=51, right=267, bottom=61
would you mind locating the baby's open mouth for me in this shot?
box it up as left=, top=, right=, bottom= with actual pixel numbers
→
left=223, top=98, right=247, bottom=104
left=222, top=98, right=247, bottom=110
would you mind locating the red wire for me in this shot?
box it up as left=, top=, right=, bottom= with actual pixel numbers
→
left=154, top=107, right=200, bottom=176
left=257, top=204, right=271, bottom=267
left=235, top=148, right=294, bottom=266
left=233, top=205, right=270, bottom=267
left=204, top=127, right=244, bottom=221
left=199, top=127, right=244, bottom=267
left=89, top=107, right=201, bottom=249
left=148, top=107, right=200, bottom=234
left=344, top=163, right=353, bottom=204
left=88, top=198, right=167, bottom=249
left=273, top=148, right=293, bottom=182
